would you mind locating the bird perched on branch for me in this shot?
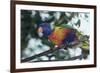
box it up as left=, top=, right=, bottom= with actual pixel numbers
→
left=38, top=22, right=78, bottom=48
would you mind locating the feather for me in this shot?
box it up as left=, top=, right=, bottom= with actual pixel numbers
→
left=38, top=23, right=52, bottom=37
left=48, top=27, right=76, bottom=46
left=38, top=23, right=77, bottom=47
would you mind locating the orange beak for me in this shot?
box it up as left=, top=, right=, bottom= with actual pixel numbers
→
left=38, top=27, right=43, bottom=33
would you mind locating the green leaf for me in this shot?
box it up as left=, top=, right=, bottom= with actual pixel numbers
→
left=75, top=19, right=81, bottom=27
left=81, top=41, right=89, bottom=50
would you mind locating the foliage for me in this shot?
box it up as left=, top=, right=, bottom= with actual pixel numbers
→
left=21, top=10, right=90, bottom=62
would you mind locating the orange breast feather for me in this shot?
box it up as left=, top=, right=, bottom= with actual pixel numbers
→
left=48, top=27, right=71, bottom=46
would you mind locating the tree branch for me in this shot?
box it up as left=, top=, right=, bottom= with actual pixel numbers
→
left=21, top=46, right=64, bottom=62
left=21, top=42, right=79, bottom=63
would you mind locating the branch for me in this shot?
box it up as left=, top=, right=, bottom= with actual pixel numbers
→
left=21, top=45, right=65, bottom=62
left=21, top=42, right=79, bottom=63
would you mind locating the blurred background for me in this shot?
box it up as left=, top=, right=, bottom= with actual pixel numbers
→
left=21, top=10, right=90, bottom=62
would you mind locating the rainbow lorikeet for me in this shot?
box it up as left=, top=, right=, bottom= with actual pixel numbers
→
left=38, top=22, right=78, bottom=47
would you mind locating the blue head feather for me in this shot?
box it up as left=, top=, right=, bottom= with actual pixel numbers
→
left=39, top=22, right=52, bottom=37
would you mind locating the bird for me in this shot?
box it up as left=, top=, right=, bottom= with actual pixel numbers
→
left=37, top=22, right=90, bottom=60
left=38, top=22, right=78, bottom=48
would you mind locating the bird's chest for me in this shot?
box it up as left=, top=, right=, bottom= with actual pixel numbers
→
left=48, top=28, right=71, bottom=46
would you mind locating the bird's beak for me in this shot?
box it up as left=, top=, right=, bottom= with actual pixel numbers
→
left=38, top=27, right=43, bottom=32
left=38, top=27, right=43, bottom=37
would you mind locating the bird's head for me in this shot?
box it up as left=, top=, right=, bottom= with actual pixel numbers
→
left=38, top=23, right=52, bottom=37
